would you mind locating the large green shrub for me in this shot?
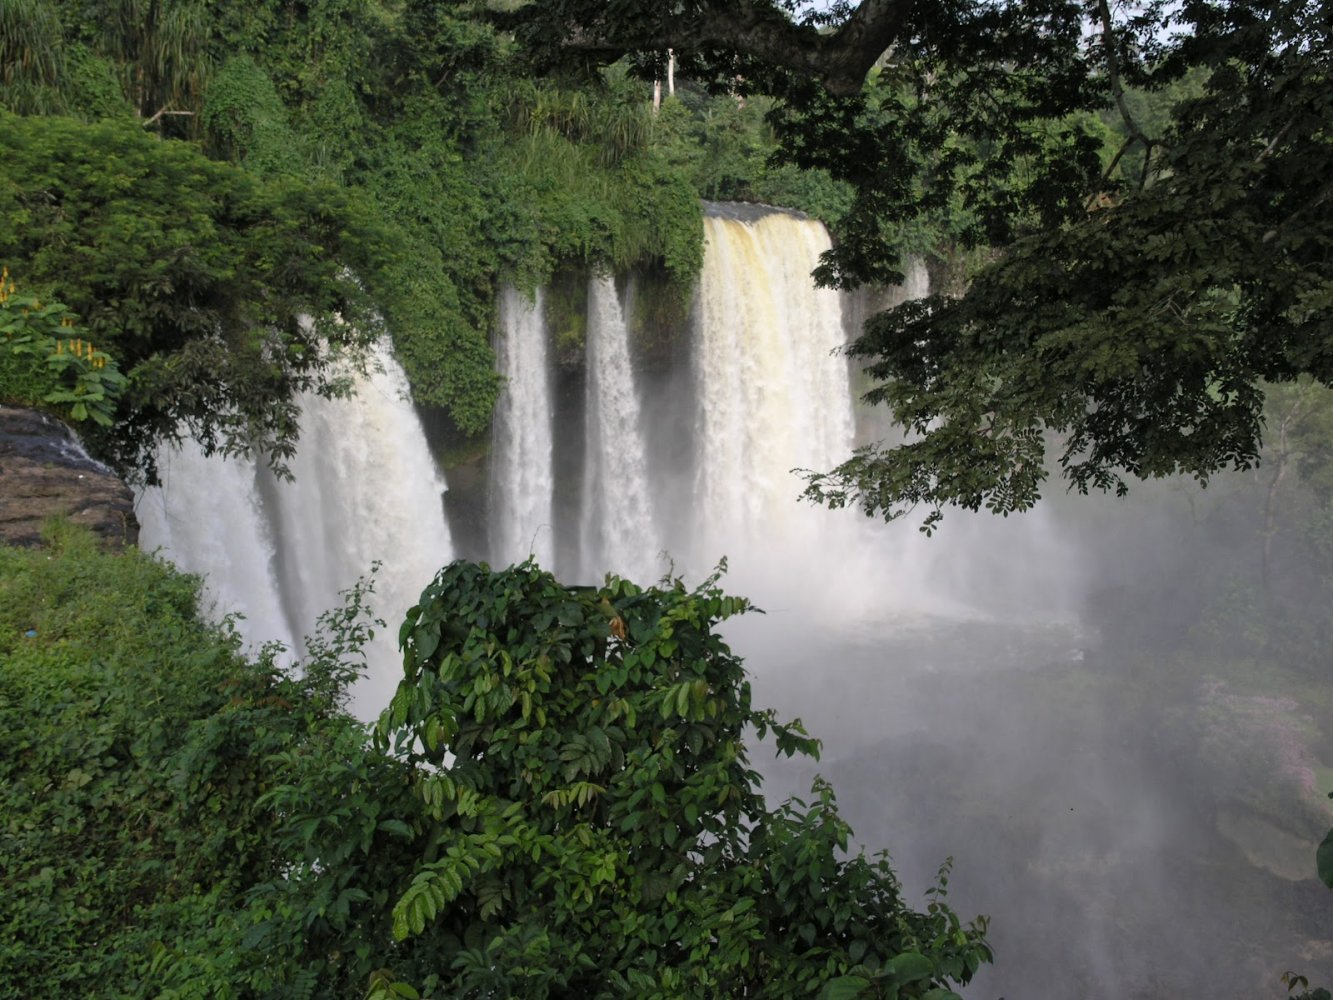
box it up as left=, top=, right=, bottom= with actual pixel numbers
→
left=0, top=111, right=399, bottom=476
left=372, top=561, right=991, bottom=999
left=1, top=536, right=990, bottom=999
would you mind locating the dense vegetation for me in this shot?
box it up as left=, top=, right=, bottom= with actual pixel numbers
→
left=804, top=3, right=1333, bottom=530
left=0, top=529, right=988, bottom=998
left=2, top=0, right=1328, bottom=505
left=1, top=0, right=721, bottom=472
left=0, top=525, right=404, bottom=996
left=0, top=112, right=393, bottom=475
left=0, top=265, right=127, bottom=427
left=3, top=0, right=1331, bottom=994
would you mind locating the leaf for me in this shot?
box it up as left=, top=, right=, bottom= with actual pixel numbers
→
left=414, top=625, right=440, bottom=660
left=820, top=976, right=870, bottom=1000
left=886, top=951, right=934, bottom=985
left=1317, top=827, right=1333, bottom=889
left=378, top=819, right=414, bottom=840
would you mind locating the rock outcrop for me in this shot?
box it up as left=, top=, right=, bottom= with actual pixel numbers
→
left=0, top=406, right=138, bottom=549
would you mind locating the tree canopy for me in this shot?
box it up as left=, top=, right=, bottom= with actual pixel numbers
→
left=0, top=110, right=397, bottom=477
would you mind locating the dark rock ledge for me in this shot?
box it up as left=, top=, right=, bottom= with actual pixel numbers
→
left=0, top=406, right=138, bottom=550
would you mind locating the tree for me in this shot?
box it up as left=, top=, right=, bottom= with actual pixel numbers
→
left=0, top=110, right=397, bottom=478
left=498, top=0, right=1332, bottom=530
left=370, top=561, right=991, bottom=998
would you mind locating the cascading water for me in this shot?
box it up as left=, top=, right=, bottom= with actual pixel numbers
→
left=262, top=341, right=454, bottom=713
left=694, top=211, right=854, bottom=526
left=580, top=273, right=661, bottom=582
left=469, top=205, right=1078, bottom=621
left=694, top=208, right=1083, bottom=620
left=136, top=340, right=453, bottom=716
left=688, top=208, right=861, bottom=603
left=490, top=286, right=555, bottom=569
left=136, top=439, right=296, bottom=655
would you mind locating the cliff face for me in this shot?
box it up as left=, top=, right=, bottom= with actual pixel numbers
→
left=0, top=406, right=138, bottom=549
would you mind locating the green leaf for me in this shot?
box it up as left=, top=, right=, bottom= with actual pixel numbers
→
left=1317, top=827, right=1333, bottom=889
left=886, top=951, right=934, bottom=985
left=821, top=975, right=870, bottom=1000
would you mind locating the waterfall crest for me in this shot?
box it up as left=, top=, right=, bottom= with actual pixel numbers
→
left=687, top=210, right=859, bottom=599
left=490, top=286, right=555, bottom=569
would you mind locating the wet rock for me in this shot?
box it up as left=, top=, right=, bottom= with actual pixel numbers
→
left=0, top=406, right=137, bottom=549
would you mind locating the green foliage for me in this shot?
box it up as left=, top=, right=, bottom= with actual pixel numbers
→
left=326, top=61, right=702, bottom=422
left=1286, top=971, right=1333, bottom=1000
left=803, top=3, right=1332, bottom=529
left=1318, top=826, right=1333, bottom=890
left=0, top=0, right=66, bottom=113
left=0, top=525, right=429, bottom=999
left=372, top=561, right=991, bottom=997
left=0, top=268, right=127, bottom=424
left=201, top=55, right=309, bottom=176
left=85, top=0, right=214, bottom=130
left=2, top=537, right=989, bottom=998
left=0, top=527, right=336, bottom=995
left=0, top=0, right=140, bottom=123
left=0, top=109, right=405, bottom=477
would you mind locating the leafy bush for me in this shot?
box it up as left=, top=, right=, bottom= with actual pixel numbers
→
left=0, top=266, right=126, bottom=424
left=0, top=111, right=399, bottom=477
left=1, top=528, right=991, bottom=998
left=373, top=561, right=991, bottom=998
left=0, top=525, right=394, bottom=998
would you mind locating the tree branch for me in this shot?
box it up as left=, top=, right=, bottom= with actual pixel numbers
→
left=549, top=0, right=910, bottom=96
left=141, top=106, right=196, bottom=128
left=1096, top=0, right=1149, bottom=148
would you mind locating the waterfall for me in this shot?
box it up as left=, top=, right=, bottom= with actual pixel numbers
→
left=685, top=208, right=869, bottom=610
left=136, top=340, right=454, bottom=717
left=134, top=206, right=1073, bottom=708
left=490, top=286, right=555, bottom=569
left=694, top=211, right=855, bottom=538
left=898, top=256, right=930, bottom=303
left=580, top=273, right=660, bottom=582
left=263, top=340, right=454, bottom=712
left=136, top=439, right=297, bottom=655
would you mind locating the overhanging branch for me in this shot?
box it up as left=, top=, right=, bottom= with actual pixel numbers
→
left=546, top=0, right=910, bottom=96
